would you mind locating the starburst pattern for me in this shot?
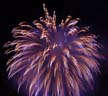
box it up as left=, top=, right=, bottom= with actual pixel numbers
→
left=4, top=3, right=103, bottom=96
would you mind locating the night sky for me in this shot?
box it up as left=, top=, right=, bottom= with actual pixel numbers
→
left=0, top=0, right=108, bottom=96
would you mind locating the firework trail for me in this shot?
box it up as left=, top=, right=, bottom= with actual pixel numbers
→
left=4, top=3, right=103, bottom=96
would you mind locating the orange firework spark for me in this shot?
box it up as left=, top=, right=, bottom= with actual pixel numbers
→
left=4, top=3, right=103, bottom=96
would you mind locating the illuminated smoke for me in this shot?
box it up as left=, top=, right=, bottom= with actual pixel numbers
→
left=4, top=3, right=103, bottom=96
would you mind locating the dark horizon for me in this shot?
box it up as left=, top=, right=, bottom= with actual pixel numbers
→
left=0, top=0, right=108, bottom=96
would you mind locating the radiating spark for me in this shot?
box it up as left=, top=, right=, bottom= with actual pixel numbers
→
left=4, top=3, right=103, bottom=96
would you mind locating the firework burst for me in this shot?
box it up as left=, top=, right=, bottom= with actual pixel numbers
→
left=4, top=3, right=103, bottom=96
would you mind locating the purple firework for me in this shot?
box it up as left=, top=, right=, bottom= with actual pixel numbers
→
left=4, top=3, right=103, bottom=96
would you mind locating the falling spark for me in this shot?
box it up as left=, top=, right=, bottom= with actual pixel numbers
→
left=4, top=3, right=103, bottom=96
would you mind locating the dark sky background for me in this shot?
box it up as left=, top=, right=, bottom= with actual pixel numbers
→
left=0, top=0, right=108, bottom=96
